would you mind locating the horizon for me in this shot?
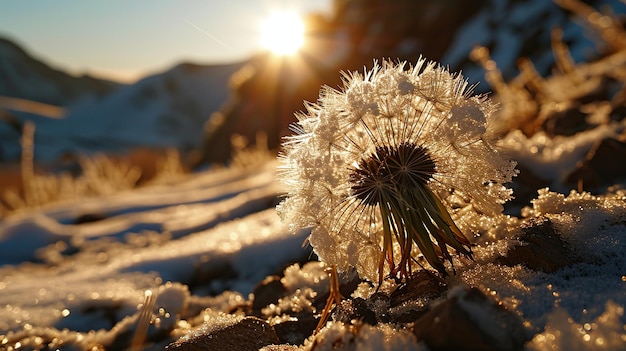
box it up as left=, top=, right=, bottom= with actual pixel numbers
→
left=0, top=0, right=331, bottom=83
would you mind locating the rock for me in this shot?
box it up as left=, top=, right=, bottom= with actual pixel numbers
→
left=166, top=316, right=279, bottom=351
left=333, top=271, right=448, bottom=326
left=497, top=218, right=577, bottom=273
left=389, top=270, right=447, bottom=323
left=609, top=104, right=626, bottom=122
left=542, top=103, right=589, bottom=137
left=272, top=313, right=319, bottom=345
left=187, top=259, right=238, bottom=294
left=333, top=297, right=378, bottom=325
left=390, top=270, right=447, bottom=305
left=74, top=212, right=108, bottom=224
left=508, top=164, right=551, bottom=211
left=412, top=287, right=527, bottom=351
left=250, top=275, right=288, bottom=317
left=566, top=137, right=626, bottom=191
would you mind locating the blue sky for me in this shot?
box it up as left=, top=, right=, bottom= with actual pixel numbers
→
left=0, top=0, right=331, bottom=82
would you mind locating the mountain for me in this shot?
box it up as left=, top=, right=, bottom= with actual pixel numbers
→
left=56, top=62, right=242, bottom=155
left=0, top=60, right=243, bottom=163
left=0, top=37, right=121, bottom=106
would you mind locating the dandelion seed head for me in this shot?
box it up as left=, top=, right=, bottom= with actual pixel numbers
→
left=278, top=58, right=517, bottom=284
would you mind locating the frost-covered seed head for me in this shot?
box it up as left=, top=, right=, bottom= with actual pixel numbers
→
left=277, top=59, right=517, bottom=284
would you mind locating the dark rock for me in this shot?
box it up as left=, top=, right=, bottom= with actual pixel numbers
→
left=412, top=287, right=527, bottom=351
left=497, top=218, right=577, bottom=273
left=250, top=275, right=288, bottom=317
left=331, top=271, right=448, bottom=326
left=187, top=260, right=238, bottom=294
left=390, top=270, right=447, bottom=306
left=507, top=164, right=551, bottom=213
left=389, top=270, right=447, bottom=323
left=165, top=316, right=279, bottom=351
left=333, top=297, right=378, bottom=325
left=566, top=137, right=626, bottom=191
left=609, top=104, right=626, bottom=122
left=368, top=292, right=393, bottom=323
left=273, top=313, right=319, bottom=345
left=542, top=103, right=589, bottom=137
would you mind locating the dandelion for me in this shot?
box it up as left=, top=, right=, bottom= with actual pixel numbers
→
left=277, top=59, right=517, bottom=287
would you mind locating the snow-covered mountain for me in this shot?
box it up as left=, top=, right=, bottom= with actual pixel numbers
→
left=0, top=36, right=243, bottom=162
left=33, top=62, right=243, bottom=160
left=0, top=37, right=121, bottom=106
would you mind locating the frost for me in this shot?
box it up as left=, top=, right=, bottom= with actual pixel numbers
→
left=447, top=97, right=488, bottom=141
left=0, top=141, right=624, bottom=350
left=527, top=302, right=626, bottom=351
left=262, top=288, right=316, bottom=317
left=457, top=188, right=626, bottom=336
left=527, top=188, right=626, bottom=261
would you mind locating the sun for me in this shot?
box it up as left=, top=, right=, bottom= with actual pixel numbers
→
left=260, top=11, right=305, bottom=56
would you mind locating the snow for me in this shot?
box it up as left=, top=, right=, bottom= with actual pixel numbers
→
left=527, top=302, right=626, bottom=351
left=1, top=137, right=624, bottom=350
left=0, top=161, right=311, bottom=349
left=296, top=184, right=626, bottom=350
left=2, top=3, right=626, bottom=348
left=455, top=187, right=626, bottom=349
left=500, top=120, right=626, bottom=189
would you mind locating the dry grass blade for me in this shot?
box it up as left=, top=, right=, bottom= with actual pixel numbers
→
left=130, top=289, right=156, bottom=351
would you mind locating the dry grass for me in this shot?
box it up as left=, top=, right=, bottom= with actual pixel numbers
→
left=0, top=124, right=273, bottom=217
left=229, top=131, right=275, bottom=170
left=0, top=122, right=188, bottom=216
left=470, top=0, right=626, bottom=137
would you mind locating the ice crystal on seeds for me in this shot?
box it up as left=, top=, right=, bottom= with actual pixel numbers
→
left=277, top=59, right=517, bottom=285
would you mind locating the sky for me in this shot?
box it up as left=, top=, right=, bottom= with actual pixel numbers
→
left=0, top=0, right=332, bottom=83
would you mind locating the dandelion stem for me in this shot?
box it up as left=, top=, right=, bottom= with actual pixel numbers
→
left=315, top=265, right=342, bottom=334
